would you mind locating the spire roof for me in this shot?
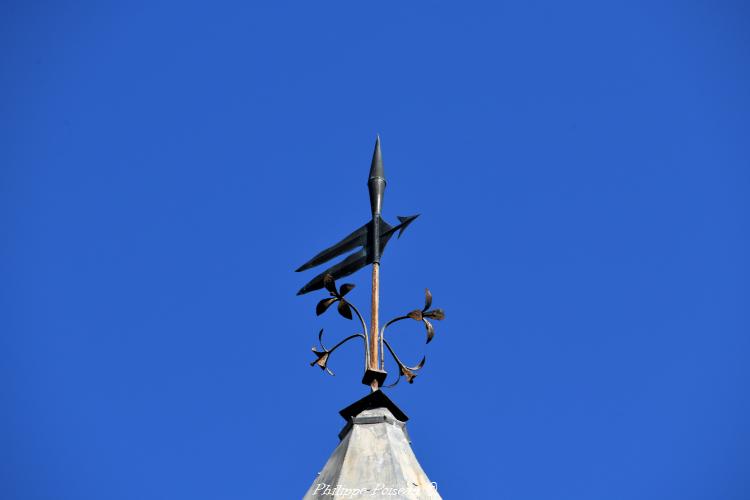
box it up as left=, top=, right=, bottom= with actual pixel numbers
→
left=304, top=393, right=440, bottom=499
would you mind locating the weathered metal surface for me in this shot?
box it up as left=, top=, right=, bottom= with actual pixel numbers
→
left=368, top=261, right=380, bottom=384
left=304, top=407, right=441, bottom=499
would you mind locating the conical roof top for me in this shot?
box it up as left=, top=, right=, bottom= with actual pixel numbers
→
left=304, top=392, right=440, bottom=499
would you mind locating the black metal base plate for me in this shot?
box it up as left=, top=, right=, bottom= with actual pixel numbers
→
left=339, top=388, right=409, bottom=422
left=360, top=368, right=388, bottom=388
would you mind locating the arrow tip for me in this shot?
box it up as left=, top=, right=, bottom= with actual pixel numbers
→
left=368, top=135, right=385, bottom=183
left=396, top=214, right=420, bottom=238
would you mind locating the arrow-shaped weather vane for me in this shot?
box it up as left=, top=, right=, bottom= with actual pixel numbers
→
left=296, top=136, right=444, bottom=391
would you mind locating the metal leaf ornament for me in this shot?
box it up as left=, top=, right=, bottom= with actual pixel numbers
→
left=400, top=356, right=426, bottom=384
left=311, top=329, right=334, bottom=375
left=308, top=277, right=369, bottom=378
left=311, top=283, right=444, bottom=386
left=382, top=338, right=427, bottom=386
left=310, top=328, right=367, bottom=377
left=376, top=287, right=445, bottom=387
left=407, top=289, right=445, bottom=343
left=316, top=274, right=356, bottom=320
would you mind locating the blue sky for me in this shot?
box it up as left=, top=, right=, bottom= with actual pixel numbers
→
left=2, top=2, right=749, bottom=499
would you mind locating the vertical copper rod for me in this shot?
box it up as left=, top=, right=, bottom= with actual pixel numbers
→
left=369, top=262, right=380, bottom=390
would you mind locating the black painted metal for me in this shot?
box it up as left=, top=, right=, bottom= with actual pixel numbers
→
left=295, top=215, right=418, bottom=295
left=295, top=136, right=419, bottom=295
left=339, top=389, right=409, bottom=422
left=368, top=136, right=385, bottom=263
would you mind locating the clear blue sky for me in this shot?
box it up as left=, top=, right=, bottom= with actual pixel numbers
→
left=2, top=2, right=749, bottom=499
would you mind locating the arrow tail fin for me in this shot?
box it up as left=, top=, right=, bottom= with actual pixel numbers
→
left=295, top=221, right=370, bottom=272
left=296, top=248, right=370, bottom=295
left=295, top=216, right=408, bottom=295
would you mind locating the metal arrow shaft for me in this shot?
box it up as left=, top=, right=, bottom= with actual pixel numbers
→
left=369, top=262, right=380, bottom=386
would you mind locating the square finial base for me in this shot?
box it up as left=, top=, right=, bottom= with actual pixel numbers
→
left=361, top=368, right=387, bottom=388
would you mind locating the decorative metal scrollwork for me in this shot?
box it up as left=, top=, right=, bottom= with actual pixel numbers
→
left=310, top=274, right=444, bottom=387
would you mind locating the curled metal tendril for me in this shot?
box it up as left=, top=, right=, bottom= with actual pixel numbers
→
left=383, top=339, right=426, bottom=386
left=378, top=288, right=445, bottom=387
left=311, top=329, right=365, bottom=376
left=309, top=275, right=444, bottom=387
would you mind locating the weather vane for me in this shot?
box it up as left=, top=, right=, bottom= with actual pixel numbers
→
left=296, top=136, right=444, bottom=391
